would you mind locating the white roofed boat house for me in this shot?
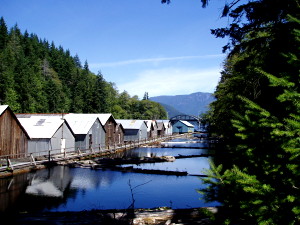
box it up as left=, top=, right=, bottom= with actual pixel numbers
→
left=64, top=114, right=106, bottom=152
left=116, top=119, right=148, bottom=142
left=172, top=120, right=195, bottom=134
left=17, top=115, right=75, bottom=156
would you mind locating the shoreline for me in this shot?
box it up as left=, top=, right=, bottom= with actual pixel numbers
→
left=9, top=207, right=217, bottom=225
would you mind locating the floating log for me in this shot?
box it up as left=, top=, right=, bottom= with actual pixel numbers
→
left=95, top=156, right=175, bottom=166
left=174, top=154, right=214, bottom=159
left=109, top=166, right=188, bottom=176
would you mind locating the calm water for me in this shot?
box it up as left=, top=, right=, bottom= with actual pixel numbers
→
left=0, top=143, right=218, bottom=213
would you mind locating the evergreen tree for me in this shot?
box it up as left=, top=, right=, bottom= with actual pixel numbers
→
left=198, top=1, right=300, bottom=223
left=0, top=17, right=8, bottom=50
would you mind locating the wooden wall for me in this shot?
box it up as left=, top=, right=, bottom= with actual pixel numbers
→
left=0, top=108, right=28, bottom=158
left=104, top=116, right=117, bottom=147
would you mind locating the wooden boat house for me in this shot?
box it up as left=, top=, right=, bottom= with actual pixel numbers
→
left=157, top=122, right=166, bottom=137
left=96, top=114, right=119, bottom=148
left=144, top=120, right=158, bottom=139
left=157, top=120, right=173, bottom=136
left=0, top=105, right=29, bottom=158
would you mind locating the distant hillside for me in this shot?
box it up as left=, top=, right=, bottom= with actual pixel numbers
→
left=150, top=92, right=215, bottom=117
left=159, top=103, right=183, bottom=119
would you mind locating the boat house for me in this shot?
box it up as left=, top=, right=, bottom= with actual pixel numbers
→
left=144, top=120, right=158, bottom=139
left=116, top=119, right=148, bottom=142
left=157, top=122, right=166, bottom=137
left=17, top=116, right=75, bottom=156
left=172, top=120, right=195, bottom=134
left=64, top=114, right=106, bottom=151
left=0, top=105, right=29, bottom=158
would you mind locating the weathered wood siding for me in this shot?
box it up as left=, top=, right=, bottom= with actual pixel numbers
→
left=0, top=108, right=28, bottom=158
left=104, top=116, right=117, bottom=147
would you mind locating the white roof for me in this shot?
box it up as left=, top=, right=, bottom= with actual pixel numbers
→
left=0, top=105, right=9, bottom=116
left=179, top=120, right=194, bottom=127
left=18, top=116, right=65, bottom=139
left=67, top=113, right=113, bottom=126
left=95, top=114, right=113, bottom=125
left=64, top=114, right=99, bottom=135
left=144, top=120, right=152, bottom=132
left=116, top=119, right=146, bottom=130
left=157, top=120, right=171, bottom=128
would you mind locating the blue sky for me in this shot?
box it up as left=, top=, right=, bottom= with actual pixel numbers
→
left=1, top=0, right=228, bottom=99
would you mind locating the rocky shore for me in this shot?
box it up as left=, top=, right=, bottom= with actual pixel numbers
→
left=9, top=207, right=217, bottom=225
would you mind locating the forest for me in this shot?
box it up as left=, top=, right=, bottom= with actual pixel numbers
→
left=0, top=17, right=167, bottom=120
left=163, top=0, right=300, bottom=224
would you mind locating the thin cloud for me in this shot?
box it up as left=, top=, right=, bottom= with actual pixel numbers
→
left=117, top=67, right=221, bottom=98
left=90, top=54, right=224, bottom=68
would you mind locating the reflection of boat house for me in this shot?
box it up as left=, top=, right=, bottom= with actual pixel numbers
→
left=17, top=116, right=75, bottom=156
left=144, top=120, right=158, bottom=139
left=172, top=120, right=194, bottom=134
left=26, top=166, right=72, bottom=198
left=0, top=105, right=29, bottom=158
left=116, top=120, right=148, bottom=142
left=64, top=114, right=106, bottom=151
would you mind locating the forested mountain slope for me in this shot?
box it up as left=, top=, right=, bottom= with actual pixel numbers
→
left=0, top=17, right=166, bottom=119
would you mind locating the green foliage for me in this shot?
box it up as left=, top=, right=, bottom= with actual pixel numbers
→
left=202, top=1, right=300, bottom=224
left=0, top=17, right=167, bottom=119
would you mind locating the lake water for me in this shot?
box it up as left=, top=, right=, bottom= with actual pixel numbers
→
left=0, top=140, right=219, bottom=213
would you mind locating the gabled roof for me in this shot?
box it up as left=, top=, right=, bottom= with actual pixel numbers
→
left=116, top=119, right=147, bottom=130
left=157, top=120, right=171, bottom=128
left=144, top=120, right=158, bottom=132
left=0, top=105, right=9, bottom=116
left=18, top=116, right=67, bottom=139
left=157, top=122, right=166, bottom=130
left=64, top=114, right=102, bottom=135
left=67, top=113, right=115, bottom=126
left=1, top=105, right=30, bottom=138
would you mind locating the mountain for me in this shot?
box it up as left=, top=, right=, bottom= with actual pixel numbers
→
left=158, top=103, right=184, bottom=119
left=150, top=92, right=215, bottom=118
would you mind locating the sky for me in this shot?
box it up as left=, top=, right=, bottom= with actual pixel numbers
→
left=1, top=0, right=229, bottom=99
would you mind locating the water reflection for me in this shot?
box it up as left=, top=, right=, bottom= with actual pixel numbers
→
left=0, top=145, right=219, bottom=213
left=122, top=157, right=211, bottom=175
left=115, top=146, right=211, bottom=158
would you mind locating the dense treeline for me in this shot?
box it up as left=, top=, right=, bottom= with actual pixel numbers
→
left=162, top=0, right=300, bottom=224
left=0, top=17, right=166, bottom=119
left=201, top=0, right=300, bottom=224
